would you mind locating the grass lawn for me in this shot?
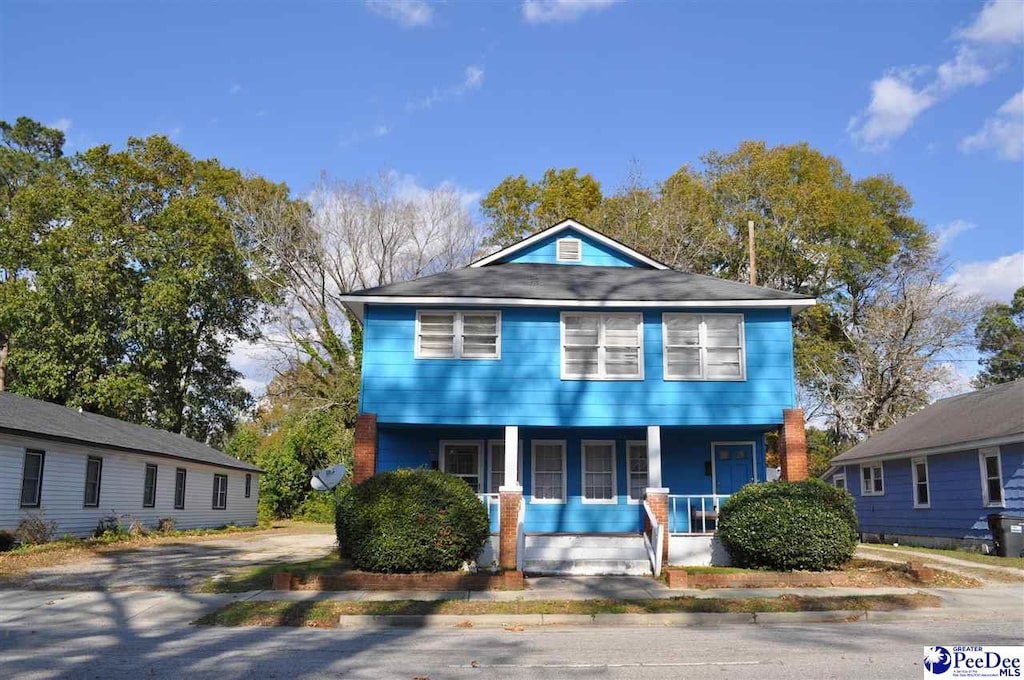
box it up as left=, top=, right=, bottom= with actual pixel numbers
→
left=862, top=544, right=1024, bottom=570
left=0, top=520, right=332, bottom=580
left=665, top=559, right=980, bottom=589
left=195, top=593, right=942, bottom=627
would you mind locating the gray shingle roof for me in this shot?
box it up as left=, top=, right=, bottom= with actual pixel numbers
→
left=346, top=263, right=813, bottom=302
left=830, top=380, right=1024, bottom=464
left=0, top=391, right=261, bottom=472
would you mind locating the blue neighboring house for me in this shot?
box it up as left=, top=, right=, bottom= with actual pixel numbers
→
left=340, top=219, right=815, bottom=573
left=824, top=380, right=1024, bottom=552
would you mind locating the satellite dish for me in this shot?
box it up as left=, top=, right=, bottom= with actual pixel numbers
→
left=311, top=463, right=347, bottom=491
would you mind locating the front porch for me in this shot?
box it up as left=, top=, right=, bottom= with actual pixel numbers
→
left=359, top=418, right=810, bottom=573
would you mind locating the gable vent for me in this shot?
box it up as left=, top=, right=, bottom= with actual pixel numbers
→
left=556, top=237, right=582, bottom=262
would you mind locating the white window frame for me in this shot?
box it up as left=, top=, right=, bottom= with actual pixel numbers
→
left=911, top=456, right=930, bottom=509
left=663, top=313, right=746, bottom=381
left=832, top=471, right=846, bottom=492
left=626, top=440, right=648, bottom=504
left=560, top=312, right=644, bottom=380
left=415, top=310, right=501, bottom=360
left=439, top=440, right=485, bottom=492
left=487, top=439, right=524, bottom=494
left=581, top=440, right=618, bottom=505
left=556, top=237, right=582, bottom=262
left=531, top=440, right=567, bottom=504
left=861, top=464, right=884, bottom=496
left=979, top=447, right=1005, bottom=508
left=212, top=474, right=228, bottom=510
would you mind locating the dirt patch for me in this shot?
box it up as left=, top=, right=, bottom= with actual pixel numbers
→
left=665, top=559, right=980, bottom=589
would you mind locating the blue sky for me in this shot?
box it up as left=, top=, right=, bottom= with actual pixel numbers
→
left=2, top=0, right=1022, bottom=389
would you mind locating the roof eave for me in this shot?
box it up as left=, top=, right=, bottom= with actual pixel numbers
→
left=830, top=432, right=1024, bottom=467
left=337, top=294, right=816, bottom=312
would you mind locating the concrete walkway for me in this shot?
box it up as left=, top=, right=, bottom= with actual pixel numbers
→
left=857, top=544, right=1024, bottom=579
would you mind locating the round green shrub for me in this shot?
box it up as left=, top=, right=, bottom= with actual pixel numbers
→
left=336, top=468, right=490, bottom=573
left=717, top=479, right=858, bottom=571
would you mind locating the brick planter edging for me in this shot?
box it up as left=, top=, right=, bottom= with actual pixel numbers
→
left=272, top=570, right=524, bottom=591
left=666, top=561, right=934, bottom=589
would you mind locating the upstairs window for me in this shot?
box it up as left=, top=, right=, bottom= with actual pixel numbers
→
left=143, top=464, right=158, bottom=508
left=84, top=456, right=103, bottom=508
left=980, top=447, right=1004, bottom=507
left=415, top=311, right=500, bottom=359
left=556, top=237, right=582, bottom=261
left=20, top=450, right=45, bottom=508
left=663, top=314, right=745, bottom=380
left=562, top=312, right=643, bottom=379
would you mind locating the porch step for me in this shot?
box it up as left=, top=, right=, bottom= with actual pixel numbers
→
left=523, top=534, right=651, bottom=576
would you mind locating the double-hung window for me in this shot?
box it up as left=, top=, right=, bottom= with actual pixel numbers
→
left=143, top=464, right=158, bottom=508
left=626, top=441, right=648, bottom=503
left=979, top=447, right=1004, bottom=507
left=531, top=441, right=566, bottom=503
left=582, top=441, right=616, bottom=503
left=832, top=471, right=847, bottom=492
left=488, top=440, right=523, bottom=494
left=561, top=312, right=643, bottom=379
left=20, top=450, right=45, bottom=508
left=912, top=457, right=930, bottom=508
left=416, top=311, right=500, bottom=359
left=861, top=464, right=884, bottom=496
left=212, top=474, right=228, bottom=510
left=663, top=314, right=745, bottom=380
left=174, top=468, right=187, bottom=510
left=84, top=456, right=103, bottom=508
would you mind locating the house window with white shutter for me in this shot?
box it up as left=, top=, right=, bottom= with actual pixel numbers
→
left=561, top=312, right=643, bottom=380
left=663, top=313, right=745, bottom=381
left=415, top=311, right=500, bottom=359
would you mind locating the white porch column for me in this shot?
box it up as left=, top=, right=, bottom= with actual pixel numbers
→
left=646, top=425, right=663, bottom=490
left=501, top=425, right=520, bottom=490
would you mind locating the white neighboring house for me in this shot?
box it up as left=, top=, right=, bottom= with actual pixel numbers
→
left=0, top=391, right=261, bottom=537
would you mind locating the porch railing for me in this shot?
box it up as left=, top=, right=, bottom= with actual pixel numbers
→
left=667, top=494, right=730, bottom=535
left=642, top=500, right=664, bottom=577
left=477, top=493, right=501, bottom=534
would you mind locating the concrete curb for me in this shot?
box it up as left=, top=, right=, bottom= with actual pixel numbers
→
left=335, top=609, right=889, bottom=629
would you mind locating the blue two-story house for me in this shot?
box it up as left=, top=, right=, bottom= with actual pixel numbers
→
left=341, top=219, right=814, bottom=574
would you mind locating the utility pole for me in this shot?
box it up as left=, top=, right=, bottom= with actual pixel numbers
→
left=747, top=220, right=757, bottom=286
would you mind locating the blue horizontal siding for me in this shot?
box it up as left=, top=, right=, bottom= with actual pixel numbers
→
left=361, top=305, right=796, bottom=427
left=495, top=227, right=645, bottom=267
left=831, top=441, right=1024, bottom=541
left=376, top=424, right=768, bottom=534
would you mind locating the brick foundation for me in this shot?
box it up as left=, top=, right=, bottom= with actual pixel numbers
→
left=498, top=490, right=522, bottom=570
left=353, top=413, right=377, bottom=485
left=779, top=408, right=808, bottom=482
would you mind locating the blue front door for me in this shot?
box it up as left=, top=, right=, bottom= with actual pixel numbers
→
left=713, top=443, right=755, bottom=495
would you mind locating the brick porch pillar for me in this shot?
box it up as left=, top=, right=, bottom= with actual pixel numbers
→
left=353, top=413, right=377, bottom=485
left=498, top=489, right=522, bottom=570
left=645, top=488, right=670, bottom=563
left=779, top=408, right=808, bottom=481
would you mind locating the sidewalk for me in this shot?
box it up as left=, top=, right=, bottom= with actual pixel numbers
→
left=3, top=581, right=1021, bottom=630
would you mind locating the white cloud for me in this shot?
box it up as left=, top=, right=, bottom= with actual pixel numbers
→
left=947, top=251, right=1024, bottom=302
left=388, top=170, right=480, bottom=211
left=229, top=84, right=243, bottom=95
left=957, top=0, right=1024, bottom=45
left=848, top=4, right=1008, bottom=151
left=365, top=0, right=432, bottom=27
left=522, top=0, right=620, bottom=24
left=407, top=64, right=486, bottom=111
left=47, top=118, right=72, bottom=133
left=933, top=219, right=977, bottom=249
left=372, top=124, right=390, bottom=137
left=960, top=90, right=1024, bottom=161
left=229, top=339, right=278, bottom=398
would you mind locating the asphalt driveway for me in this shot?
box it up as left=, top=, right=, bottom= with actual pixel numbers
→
left=6, top=528, right=337, bottom=591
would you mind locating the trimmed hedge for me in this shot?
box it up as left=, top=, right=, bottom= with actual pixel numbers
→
left=336, top=468, right=490, bottom=573
left=717, top=479, right=858, bottom=571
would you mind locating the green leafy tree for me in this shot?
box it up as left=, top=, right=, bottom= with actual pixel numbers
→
left=974, top=286, right=1024, bottom=387
left=481, top=168, right=601, bottom=247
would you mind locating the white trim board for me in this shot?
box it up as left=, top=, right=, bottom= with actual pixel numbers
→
left=469, top=219, right=671, bottom=270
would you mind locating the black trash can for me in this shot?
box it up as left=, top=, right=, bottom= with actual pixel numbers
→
left=987, top=514, right=1024, bottom=558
